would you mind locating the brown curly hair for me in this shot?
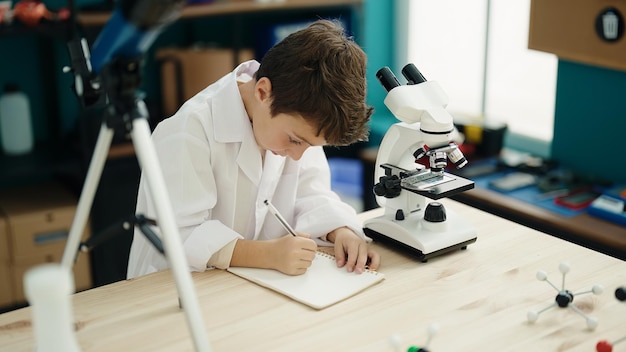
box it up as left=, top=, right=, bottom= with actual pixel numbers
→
left=255, top=19, right=373, bottom=146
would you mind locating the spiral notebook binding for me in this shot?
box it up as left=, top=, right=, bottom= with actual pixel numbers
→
left=316, top=250, right=380, bottom=275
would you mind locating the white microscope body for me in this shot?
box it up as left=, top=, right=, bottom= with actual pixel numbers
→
left=363, top=64, right=477, bottom=262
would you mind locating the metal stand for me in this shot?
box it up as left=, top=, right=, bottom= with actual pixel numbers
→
left=60, top=57, right=211, bottom=351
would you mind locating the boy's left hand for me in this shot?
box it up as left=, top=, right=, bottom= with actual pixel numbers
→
left=327, top=227, right=380, bottom=274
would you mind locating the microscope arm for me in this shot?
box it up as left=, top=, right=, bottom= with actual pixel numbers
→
left=373, top=122, right=425, bottom=184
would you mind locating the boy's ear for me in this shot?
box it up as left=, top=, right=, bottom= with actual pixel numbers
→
left=255, top=77, right=273, bottom=103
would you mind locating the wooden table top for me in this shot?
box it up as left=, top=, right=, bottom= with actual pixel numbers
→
left=1, top=199, right=625, bottom=351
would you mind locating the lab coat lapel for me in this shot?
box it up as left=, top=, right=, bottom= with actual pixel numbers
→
left=237, top=134, right=262, bottom=185
left=253, top=151, right=285, bottom=239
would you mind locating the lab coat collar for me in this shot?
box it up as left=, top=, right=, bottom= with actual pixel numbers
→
left=208, top=61, right=264, bottom=184
left=212, top=60, right=260, bottom=144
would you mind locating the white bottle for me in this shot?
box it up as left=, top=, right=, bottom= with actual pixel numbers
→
left=24, top=264, right=81, bottom=352
left=0, top=83, right=34, bottom=155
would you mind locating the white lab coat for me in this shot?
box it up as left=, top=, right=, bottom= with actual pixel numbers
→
left=126, top=60, right=365, bottom=278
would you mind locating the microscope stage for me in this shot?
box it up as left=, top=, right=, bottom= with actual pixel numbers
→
left=402, top=172, right=475, bottom=200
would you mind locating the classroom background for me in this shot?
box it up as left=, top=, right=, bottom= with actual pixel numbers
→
left=0, top=0, right=625, bottom=313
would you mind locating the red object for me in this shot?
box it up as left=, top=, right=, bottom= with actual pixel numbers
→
left=596, top=340, right=613, bottom=352
left=13, top=0, right=69, bottom=27
left=13, top=0, right=47, bottom=27
left=55, top=8, right=70, bottom=21
left=554, top=189, right=599, bottom=211
left=459, top=142, right=476, bottom=157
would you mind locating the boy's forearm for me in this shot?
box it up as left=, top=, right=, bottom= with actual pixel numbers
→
left=230, top=239, right=275, bottom=269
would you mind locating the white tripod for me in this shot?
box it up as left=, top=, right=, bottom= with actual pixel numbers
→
left=60, top=57, right=211, bottom=351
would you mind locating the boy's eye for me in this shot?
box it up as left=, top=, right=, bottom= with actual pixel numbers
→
left=289, top=136, right=303, bottom=145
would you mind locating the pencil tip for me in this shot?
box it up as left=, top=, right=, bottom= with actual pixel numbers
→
left=264, top=199, right=268, bottom=205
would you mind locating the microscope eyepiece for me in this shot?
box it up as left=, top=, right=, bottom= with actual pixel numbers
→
left=402, top=63, right=427, bottom=85
left=376, top=67, right=401, bottom=92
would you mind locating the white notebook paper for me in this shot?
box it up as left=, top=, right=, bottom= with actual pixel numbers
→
left=227, top=251, right=385, bottom=309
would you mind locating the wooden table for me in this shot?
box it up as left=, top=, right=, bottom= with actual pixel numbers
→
left=1, top=199, right=625, bottom=351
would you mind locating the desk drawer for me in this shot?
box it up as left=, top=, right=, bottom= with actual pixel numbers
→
left=8, top=207, right=76, bottom=260
left=0, top=259, right=13, bottom=308
left=0, top=183, right=90, bottom=260
left=0, top=216, right=8, bottom=261
left=0, top=183, right=94, bottom=305
left=0, top=215, right=13, bottom=308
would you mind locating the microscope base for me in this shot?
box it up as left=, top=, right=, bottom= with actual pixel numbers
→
left=363, top=208, right=477, bottom=262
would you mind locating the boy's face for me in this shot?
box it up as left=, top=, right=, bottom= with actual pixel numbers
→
left=254, top=111, right=326, bottom=161
left=250, top=78, right=327, bottom=161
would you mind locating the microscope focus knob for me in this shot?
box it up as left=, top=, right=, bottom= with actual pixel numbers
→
left=373, top=175, right=401, bottom=198
left=424, top=202, right=446, bottom=223
left=373, top=182, right=387, bottom=197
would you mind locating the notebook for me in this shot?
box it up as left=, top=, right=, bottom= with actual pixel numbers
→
left=227, top=251, right=385, bottom=309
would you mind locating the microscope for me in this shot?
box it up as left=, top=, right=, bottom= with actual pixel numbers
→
left=363, top=64, right=477, bottom=262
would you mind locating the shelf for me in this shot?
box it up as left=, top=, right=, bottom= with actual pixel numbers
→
left=449, top=181, right=626, bottom=261
left=0, top=20, right=70, bottom=38
left=0, top=144, right=81, bottom=189
left=77, top=0, right=363, bottom=27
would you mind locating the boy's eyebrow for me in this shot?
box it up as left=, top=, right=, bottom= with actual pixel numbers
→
left=293, top=133, right=313, bottom=146
left=293, top=132, right=326, bottom=147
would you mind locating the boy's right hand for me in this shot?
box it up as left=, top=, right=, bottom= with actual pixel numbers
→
left=270, top=234, right=317, bottom=276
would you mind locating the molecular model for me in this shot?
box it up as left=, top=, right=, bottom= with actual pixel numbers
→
left=389, top=323, right=439, bottom=352
left=527, top=261, right=604, bottom=330
left=596, top=286, right=626, bottom=352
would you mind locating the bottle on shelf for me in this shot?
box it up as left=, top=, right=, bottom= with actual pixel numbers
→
left=0, top=82, right=34, bottom=155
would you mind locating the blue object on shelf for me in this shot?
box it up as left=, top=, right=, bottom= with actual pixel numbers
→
left=588, top=194, right=626, bottom=227
left=472, top=170, right=583, bottom=218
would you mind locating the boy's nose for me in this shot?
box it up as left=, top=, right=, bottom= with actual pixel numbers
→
left=288, top=145, right=308, bottom=160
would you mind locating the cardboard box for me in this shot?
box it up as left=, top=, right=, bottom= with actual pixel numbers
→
left=529, top=0, right=626, bottom=71
left=157, top=47, right=255, bottom=117
left=0, top=215, right=13, bottom=307
left=0, top=183, right=93, bottom=304
left=0, top=262, right=12, bottom=308
left=0, top=184, right=84, bottom=261
left=0, top=214, right=8, bottom=261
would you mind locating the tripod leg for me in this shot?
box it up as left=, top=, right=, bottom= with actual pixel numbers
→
left=62, top=123, right=115, bottom=268
left=131, top=118, right=211, bottom=352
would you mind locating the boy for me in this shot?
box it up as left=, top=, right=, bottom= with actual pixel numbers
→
left=127, top=19, right=380, bottom=279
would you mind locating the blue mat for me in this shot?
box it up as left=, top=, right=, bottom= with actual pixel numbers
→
left=471, top=171, right=583, bottom=218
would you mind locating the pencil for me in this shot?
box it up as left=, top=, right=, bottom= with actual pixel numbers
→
left=264, top=199, right=297, bottom=237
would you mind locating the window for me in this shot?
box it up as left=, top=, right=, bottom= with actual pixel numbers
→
left=398, top=0, right=558, bottom=155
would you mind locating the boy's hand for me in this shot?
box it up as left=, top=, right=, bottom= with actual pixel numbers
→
left=327, top=227, right=380, bottom=274
left=270, top=234, right=318, bottom=276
